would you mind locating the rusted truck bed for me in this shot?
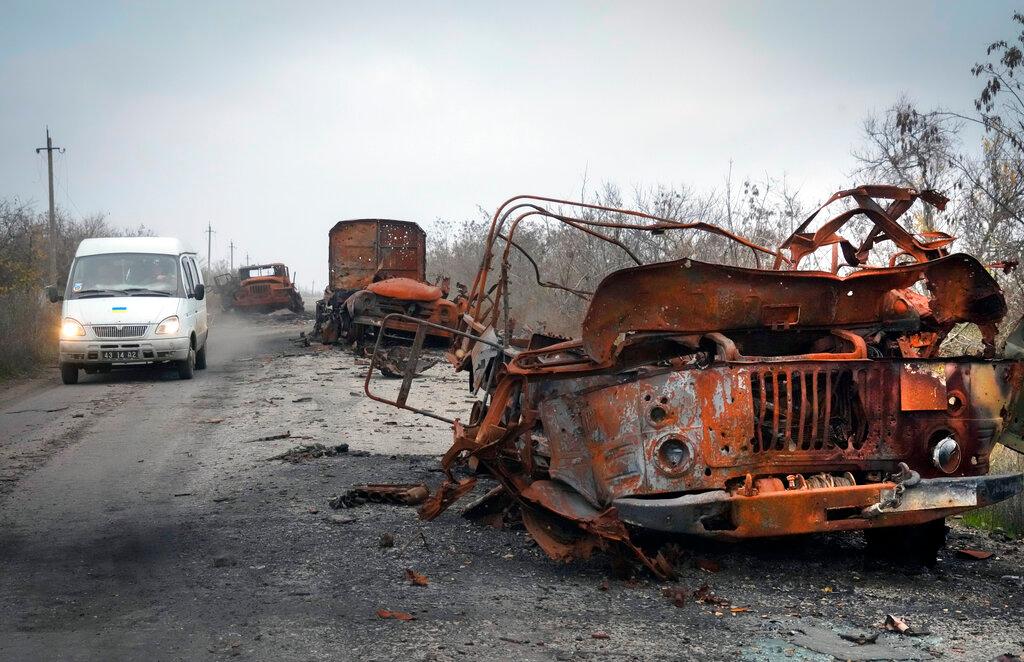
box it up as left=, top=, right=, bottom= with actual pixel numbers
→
left=316, top=219, right=456, bottom=345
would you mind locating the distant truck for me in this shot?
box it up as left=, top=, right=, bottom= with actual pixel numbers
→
left=314, top=219, right=457, bottom=344
left=215, top=263, right=304, bottom=314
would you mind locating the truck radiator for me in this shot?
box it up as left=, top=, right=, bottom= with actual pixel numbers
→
left=749, top=367, right=868, bottom=453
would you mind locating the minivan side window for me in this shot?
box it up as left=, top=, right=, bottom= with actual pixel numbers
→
left=190, top=257, right=203, bottom=285
left=181, top=256, right=195, bottom=296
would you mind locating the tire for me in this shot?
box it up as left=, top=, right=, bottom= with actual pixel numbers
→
left=61, top=364, right=79, bottom=385
left=177, top=347, right=195, bottom=380
left=864, top=518, right=947, bottom=568
left=195, top=342, right=207, bottom=370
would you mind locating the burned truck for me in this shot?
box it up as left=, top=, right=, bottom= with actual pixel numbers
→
left=215, top=263, right=304, bottom=314
left=364, top=185, right=1024, bottom=575
left=315, top=218, right=458, bottom=345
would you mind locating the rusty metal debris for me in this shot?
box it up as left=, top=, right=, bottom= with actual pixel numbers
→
left=362, top=185, right=1024, bottom=577
left=264, top=443, right=348, bottom=463
left=314, top=219, right=458, bottom=349
left=215, top=263, right=304, bottom=313
left=329, top=483, right=430, bottom=509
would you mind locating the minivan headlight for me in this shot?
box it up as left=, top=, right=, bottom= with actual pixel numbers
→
left=61, top=318, right=86, bottom=338
left=155, top=315, right=180, bottom=335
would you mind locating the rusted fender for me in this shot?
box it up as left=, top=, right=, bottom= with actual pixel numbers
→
left=366, top=277, right=443, bottom=302
left=581, top=253, right=1004, bottom=364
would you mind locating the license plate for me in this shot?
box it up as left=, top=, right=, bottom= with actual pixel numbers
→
left=101, top=350, right=139, bottom=360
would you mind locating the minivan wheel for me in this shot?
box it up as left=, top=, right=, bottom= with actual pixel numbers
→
left=60, top=363, right=79, bottom=385
left=177, top=347, right=195, bottom=380
left=195, top=342, right=207, bottom=370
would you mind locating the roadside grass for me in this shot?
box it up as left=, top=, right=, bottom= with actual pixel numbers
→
left=962, top=445, right=1024, bottom=537
left=0, top=290, right=59, bottom=380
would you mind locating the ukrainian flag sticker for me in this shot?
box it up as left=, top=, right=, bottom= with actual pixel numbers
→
left=112, top=306, right=127, bottom=313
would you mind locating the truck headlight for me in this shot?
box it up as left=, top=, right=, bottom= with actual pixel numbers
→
left=155, top=315, right=180, bottom=335
left=61, top=318, right=86, bottom=338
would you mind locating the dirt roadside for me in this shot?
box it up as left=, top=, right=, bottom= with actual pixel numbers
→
left=0, top=315, right=1021, bottom=661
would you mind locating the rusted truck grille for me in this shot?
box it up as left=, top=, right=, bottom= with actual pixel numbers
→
left=749, top=367, right=869, bottom=452
left=248, top=283, right=270, bottom=294
left=92, top=325, right=148, bottom=338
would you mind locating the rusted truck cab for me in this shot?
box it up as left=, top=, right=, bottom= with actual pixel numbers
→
left=316, top=219, right=457, bottom=344
left=367, top=186, right=1024, bottom=574
left=220, top=263, right=304, bottom=314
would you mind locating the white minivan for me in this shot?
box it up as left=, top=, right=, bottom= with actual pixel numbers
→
left=48, top=237, right=210, bottom=384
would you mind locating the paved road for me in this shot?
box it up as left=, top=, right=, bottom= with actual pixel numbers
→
left=1, top=316, right=1022, bottom=661
left=0, top=318, right=287, bottom=659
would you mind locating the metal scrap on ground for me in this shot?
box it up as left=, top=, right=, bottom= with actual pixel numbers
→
left=329, top=484, right=430, bottom=509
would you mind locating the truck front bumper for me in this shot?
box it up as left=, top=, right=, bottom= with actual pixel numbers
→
left=613, top=473, right=1024, bottom=539
left=59, top=336, right=191, bottom=365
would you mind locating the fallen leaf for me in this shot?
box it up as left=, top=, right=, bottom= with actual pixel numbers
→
left=598, top=579, right=610, bottom=592
left=955, top=548, right=994, bottom=560
left=695, top=558, right=720, bottom=573
left=405, top=568, right=429, bottom=587
left=376, top=609, right=415, bottom=621
left=730, top=606, right=749, bottom=613
left=200, top=418, right=224, bottom=424
left=591, top=631, right=610, bottom=640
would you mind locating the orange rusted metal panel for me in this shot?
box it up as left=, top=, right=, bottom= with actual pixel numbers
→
left=365, top=277, right=443, bottom=302
left=327, top=219, right=426, bottom=291
left=900, top=363, right=947, bottom=411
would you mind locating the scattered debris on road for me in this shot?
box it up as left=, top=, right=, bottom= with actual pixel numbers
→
left=329, top=483, right=429, bottom=509
left=265, top=443, right=348, bottom=463
left=375, top=609, right=414, bottom=621
left=404, top=568, right=428, bottom=586
left=885, top=614, right=929, bottom=636
left=243, top=431, right=291, bottom=443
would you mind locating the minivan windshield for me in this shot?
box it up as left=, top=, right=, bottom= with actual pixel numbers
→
left=67, top=253, right=182, bottom=299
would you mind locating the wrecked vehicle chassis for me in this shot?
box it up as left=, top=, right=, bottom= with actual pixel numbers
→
left=525, top=356, right=1023, bottom=539
left=365, top=185, right=1024, bottom=574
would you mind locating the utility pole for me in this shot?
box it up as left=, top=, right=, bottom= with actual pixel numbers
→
left=245, top=252, right=250, bottom=265
left=205, top=223, right=215, bottom=269
left=35, top=127, right=64, bottom=285
left=229, top=241, right=235, bottom=271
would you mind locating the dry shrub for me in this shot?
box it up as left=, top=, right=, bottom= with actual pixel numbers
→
left=0, top=200, right=150, bottom=378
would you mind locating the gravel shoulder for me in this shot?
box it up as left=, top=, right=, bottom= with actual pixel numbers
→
left=0, top=315, right=1021, bottom=661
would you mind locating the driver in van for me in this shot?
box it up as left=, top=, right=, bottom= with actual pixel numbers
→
left=134, top=257, right=174, bottom=291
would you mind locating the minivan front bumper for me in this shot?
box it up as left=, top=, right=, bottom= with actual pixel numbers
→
left=59, top=336, right=190, bottom=365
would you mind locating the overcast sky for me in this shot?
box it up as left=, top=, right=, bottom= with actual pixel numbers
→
left=0, top=1, right=1017, bottom=290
